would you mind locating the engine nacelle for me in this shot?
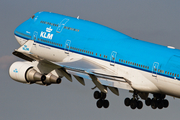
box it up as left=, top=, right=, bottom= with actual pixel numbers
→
left=9, top=61, right=46, bottom=83
left=36, top=73, right=61, bottom=86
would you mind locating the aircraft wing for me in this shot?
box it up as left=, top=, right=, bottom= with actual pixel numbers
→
left=13, top=40, right=133, bottom=95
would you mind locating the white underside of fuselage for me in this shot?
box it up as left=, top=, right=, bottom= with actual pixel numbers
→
left=14, top=35, right=180, bottom=98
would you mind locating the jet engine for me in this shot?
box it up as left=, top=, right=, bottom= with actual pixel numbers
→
left=36, top=73, right=61, bottom=86
left=9, top=61, right=46, bottom=84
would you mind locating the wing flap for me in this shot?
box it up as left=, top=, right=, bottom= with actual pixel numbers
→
left=68, top=70, right=133, bottom=91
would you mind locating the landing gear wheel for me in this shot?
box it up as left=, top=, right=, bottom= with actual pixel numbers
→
left=145, top=98, right=151, bottom=106
left=130, top=99, right=137, bottom=109
left=137, top=101, right=143, bottom=109
left=96, top=99, right=103, bottom=108
left=103, top=100, right=109, bottom=108
left=163, top=99, right=169, bottom=108
left=94, top=91, right=101, bottom=99
left=101, top=92, right=106, bottom=100
left=124, top=98, right=131, bottom=106
left=151, top=100, right=157, bottom=109
left=157, top=100, right=163, bottom=109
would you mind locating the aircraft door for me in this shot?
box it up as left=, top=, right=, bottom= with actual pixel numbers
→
left=152, top=62, right=159, bottom=77
left=110, top=51, right=117, bottom=66
left=33, top=31, right=38, bottom=41
left=32, top=31, right=38, bottom=49
left=64, top=40, right=71, bottom=54
left=56, top=18, right=69, bottom=33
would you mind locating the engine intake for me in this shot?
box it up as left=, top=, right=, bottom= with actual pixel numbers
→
left=9, top=61, right=46, bottom=83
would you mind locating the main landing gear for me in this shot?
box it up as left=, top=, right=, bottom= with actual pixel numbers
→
left=124, top=92, right=169, bottom=110
left=145, top=94, right=169, bottom=109
left=124, top=92, right=143, bottom=109
left=94, top=91, right=109, bottom=108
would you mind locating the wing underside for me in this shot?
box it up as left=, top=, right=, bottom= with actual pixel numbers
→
left=13, top=40, right=133, bottom=95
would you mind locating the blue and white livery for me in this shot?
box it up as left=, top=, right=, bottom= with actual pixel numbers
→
left=9, top=11, right=180, bottom=110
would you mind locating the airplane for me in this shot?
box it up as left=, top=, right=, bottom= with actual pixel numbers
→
left=9, top=11, right=180, bottom=110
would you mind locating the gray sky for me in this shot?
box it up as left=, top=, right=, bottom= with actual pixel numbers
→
left=1, top=0, right=180, bottom=120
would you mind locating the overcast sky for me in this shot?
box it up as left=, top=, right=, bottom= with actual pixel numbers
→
left=1, top=0, right=180, bottom=120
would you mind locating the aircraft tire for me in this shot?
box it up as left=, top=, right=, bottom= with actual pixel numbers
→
left=124, top=98, right=131, bottom=106
left=145, top=98, right=151, bottom=106
left=103, top=100, right=109, bottom=108
left=157, top=100, right=163, bottom=109
left=96, top=99, right=103, bottom=108
left=94, top=91, right=101, bottom=99
left=130, top=99, right=137, bottom=109
left=101, top=92, right=106, bottom=100
left=163, top=99, right=169, bottom=108
left=137, top=101, right=143, bottom=109
left=151, top=100, right=157, bottom=109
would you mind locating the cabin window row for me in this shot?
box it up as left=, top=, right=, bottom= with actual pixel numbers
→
left=70, top=47, right=108, bottom=58
left=37, top=38, right=62, bottom=47
left=119, top=59, right=149, bottom=70
left=154, top=68, right=179, bottom=77
left=64, top=26, right=79, bottom=32
left=40, top=21, right=58, bottom=27
left=165, top=71, right=179, bottom=77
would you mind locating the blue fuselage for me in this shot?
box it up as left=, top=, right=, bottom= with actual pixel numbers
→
left=14, top=11, right=180, bottom=81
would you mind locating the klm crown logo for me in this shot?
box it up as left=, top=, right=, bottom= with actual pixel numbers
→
left=22, top=45, right=29, bottom=51
left=13, top=69, right=18, bottom=73
left=40, top=27, right=54, bottom=40
left=46, top=27, right=53, bottom=32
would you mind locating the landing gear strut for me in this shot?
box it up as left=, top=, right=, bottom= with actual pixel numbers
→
left=94, top=91, right=109, bottom=108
